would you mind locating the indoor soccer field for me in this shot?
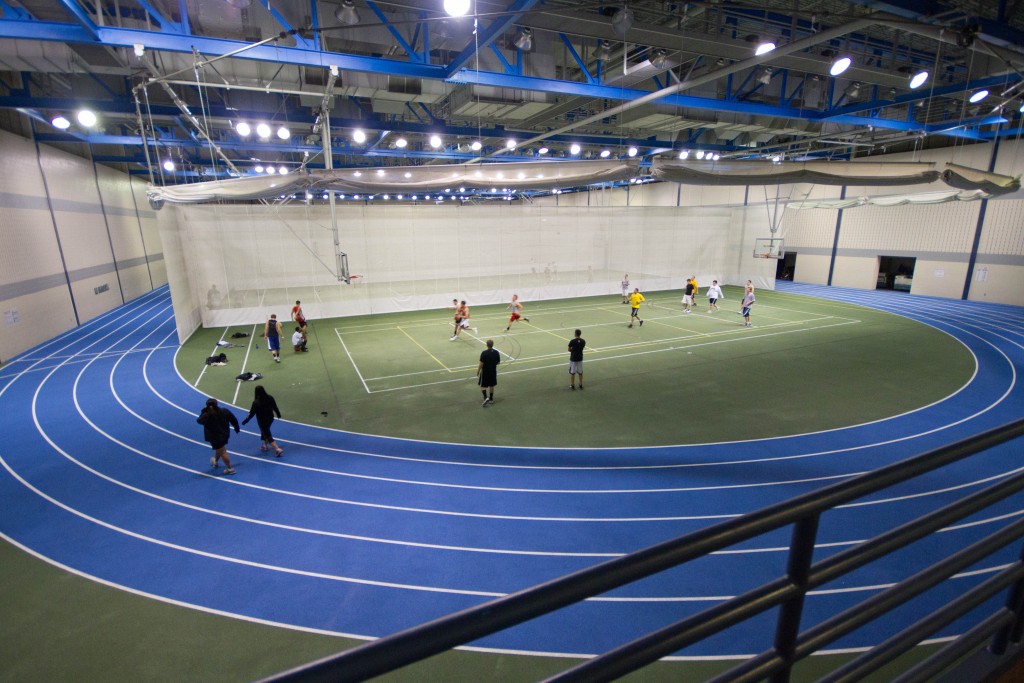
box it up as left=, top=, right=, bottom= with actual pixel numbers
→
left=178, top=285, right=974, bottom=448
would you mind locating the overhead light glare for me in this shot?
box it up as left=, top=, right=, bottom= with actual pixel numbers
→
left=51, top=115, right=70, bottom=130
left=279, top=166, right=288, bottom=175
left=537, top=146, right=548, bottom=155
left=695, top=150, right=705, bottom=159
left=569, top=143, right=581, bottom=155
left=829, top=56, right=852, bottom=76
left=909, top=70, right=929, bottom=89
left=969, top=89, right=989, bottom=103
left=600, top=149, right=611, bottom=158
left=254, top=165, right=264, bottom=173
left=444, top=0, right=470, bottom=17
left=352, top=129, right=367, bottom=144
left=470, top=140, right=482, bottom=151
left=77, top=109, right=97, bottom=127
left=505, top=138, right=517, bottom=150
left=627, top=146, right=638, bottom=157
left=755, top=41, right=775, bottom=56
left=395, top=137, right=407, bottom=148
left=162, top=159, right=175, bottom=171
left=256, top=122, right=271, bottom=138
left=429, top=134, right=442, bottom=148
left=276, top=126, right=290, bottom=140
left=235, top=121, right=251, bottom=136
left=679, top=150, right=689, bottom=159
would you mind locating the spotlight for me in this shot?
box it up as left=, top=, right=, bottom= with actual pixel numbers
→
left=256, top=122, right=271, bottom=138
left=679, top=150, right=689, bottom=159
left=611, top=7, right=634, bottom=35
left=76, top=109, right=97, bottom=127
left=276, top=126, right=291, bottom=140
left=712, top=153, right=720, bottom=160
left=470, top=140, right=482, bottom=151
left=600, top=149, right=611, bottom=158
left=909, top=70, right=929, bottom=89
left=772, top=154, right=782, bottom=163
left=695, top=150, right=705, bottom=159
left=651, top=49, right=667, bottom=70
left=969, top=89, right=989, bottom=103
left=429, top=134, right=442, bottom=148
left=537, top=146, right=548, bottom=155
left=279, top=166, right=288, bottom=174
left=755, top=41, right=775, bottom=56
left=335, top=0, right=359, bottom=25
left=51, top=115, right=70, bottom=130
left=757, top=67, right=773, bottom=86
left=1019, top=102, right=1024, bottom=113
left=570, top=143, right=581, bottom=155
left=395, top=137, right=408, bottom=148
left=846, top=82, right=861, bottom=99
left=829, top=56, right=851, bottom=76
left=513, top=27, right=532, bottom=51
left=162, top=159, right=175, bottom=171
left=505, top=138, right=517, bottom=150
left=133, top=43, right=145, bottom=58
left=254, top=165, right=264, bottom=173
left=627, top=147, right=638, bottom=157
left=597, top=40, right=612, bottom=60
left=352, top=129, right=367, bottom=143
left=235, top=121, right=251, bottom=136
left=444, top=0, right=470, bottom=17
left=266, top=166, right=276, bottom=174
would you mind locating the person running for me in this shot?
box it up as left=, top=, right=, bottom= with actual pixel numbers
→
left=264, top=314, right=283, bottom=363
left=241, top=385, right=284, bottom=457
left=741, top=284, right=756, bottom=327
left=706, top=280, right=724, bottom=312
left=568, top=328, right=585, bottom=390
left=449, top=299, right=461, bottom=338
left=505, top=294, right=530, bottom=331
left=197, top=398, right=240, bottom=475
left=621, top=273, right=630, bottom=303
left=628, top=288, right=645, bottom=328
left=450, top=300, right=477, bottom=340
left=477, top=339, right=500, bottom=406
left=682, top=277, right=696, bottom=313
left=291, top=300, right=307, bottom=331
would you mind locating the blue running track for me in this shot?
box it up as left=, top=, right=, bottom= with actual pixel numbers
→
left=1, top=283, right=1023, bottom=660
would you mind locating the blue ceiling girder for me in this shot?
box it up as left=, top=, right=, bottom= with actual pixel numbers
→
left=443, top=0, right=540, bottom=78
left=559, top=33, right=598, bottom=85
left=843, top=0, right=1024, bottom=52
left=132, top=0, right=184, bottom=34
left=822, top=73, right=1022, bottom=120
left=366, top=1, right=424, bottom=64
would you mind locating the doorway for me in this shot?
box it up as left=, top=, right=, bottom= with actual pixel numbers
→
left=776, top=252, right=796, bottom=281
left=876, top=256, right=916, bottom=291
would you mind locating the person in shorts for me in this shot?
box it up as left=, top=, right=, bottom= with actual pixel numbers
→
left=621, top=274, right=630, bottom=303
left=741, top=285, right=756, bottom=327
left=197, top=398, right=240, bottom=475
left=706, top=280, right=724, bottom=312
left=264, top=314, right=282, bottom=363
left=682, top=277, right=695, bottom=313
left=291, top=300, right=307, bottom=332
left=451, top=300, right=476, bottom=340
left=477, top=339, right=500, bottom=405
left=568, top=328, right=585, bottom=390
left=628, top=288, right=645, bottom=328
left=505, top=294, right=530, bottom=331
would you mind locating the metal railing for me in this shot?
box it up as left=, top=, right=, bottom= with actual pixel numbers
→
left=262, top=417, right=1024, bottom=683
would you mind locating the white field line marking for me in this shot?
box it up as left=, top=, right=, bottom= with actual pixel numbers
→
left=363, top=317, right=852, bottom=386
left=336, top=328, right=370, bottom=394
left=231, top=324, right=259, bottom=405
left=194, top=327, right=230, bottom=387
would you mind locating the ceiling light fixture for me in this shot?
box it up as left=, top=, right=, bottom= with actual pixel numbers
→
left=352, top=129, right=367, bottom=143
left=266, top=166, right=276, bottom=174
left=513, top=27, right=532, bottom=51
left=679, top=150, right=689, bottom=159
left=611, top=6, right=634, bottom=35
left=444, top=0, right=470, bottom=17
left=51, top=115, right=70, bottom=130
left=600, top=149, right=611, bottom=158
left=755, top=41, right=776, bottom=56
left=651, top=49, right=667, bottom=70
left=76, top=110, right=97, bottom=127
left=969, top=89, right=989, bottom=103
left=829, top=56, right=851, bottom=76
left=254, top=165, right=264, bottom=173
left=429, top=134, right=442, bottom=148
left=537, top=146, right=548, bottom=154
left=909, top=70, right=929, bottom=89
left=256, top=122, right=271, bottom=138
left=335, top=0, right=359, bottom=25
left=569, top=143, right=581, bottom=155
left=627, top=146, right=638, bottom=157
left=505, top=138, right=517, bottom=150
left=597, top=39, right=612, bottom=60
left=276, top=126, right=291, bottom=140
left=695, top=150, right=705, bottom=159
left=279, top=166, right=288, bottom=175
left=162, top=159, right=175, bottom=171
left=395, top=137, right=407, bottom=148
left=133, top=43, right=145, bottom=58
left=846, top=82, right=861, bottom=99
left=235, top=121, right=251, bottom=136
left=757, top=67, right=773, bottom=86
left=470, top=140, right=482, bottom=151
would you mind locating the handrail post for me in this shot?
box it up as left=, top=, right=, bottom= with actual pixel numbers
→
left=770, top=514, right=821, bottom=683
left=990, top=542, right=1024, bottom=655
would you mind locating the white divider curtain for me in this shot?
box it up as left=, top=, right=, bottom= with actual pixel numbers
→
left=175, top=201, right=764, bottom=327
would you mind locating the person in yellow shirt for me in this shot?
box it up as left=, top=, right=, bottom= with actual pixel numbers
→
left=628, top=288, right=645, bottom=328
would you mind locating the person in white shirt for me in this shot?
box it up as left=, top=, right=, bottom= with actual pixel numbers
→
left=621, top=274, right=630, bottom=303
left=706, top=280, right=724, bottom=312
left=291, top=327, right=307, bottom=352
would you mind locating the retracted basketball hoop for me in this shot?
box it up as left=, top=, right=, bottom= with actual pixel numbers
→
left=753, top=237, right=784, bottom=260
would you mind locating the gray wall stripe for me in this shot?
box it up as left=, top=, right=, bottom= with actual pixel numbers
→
left=0, top=190, right=157, bottom=219
left=0, top=254, right=164, bottom=302
left=786, top=247, right=1024, bottom=266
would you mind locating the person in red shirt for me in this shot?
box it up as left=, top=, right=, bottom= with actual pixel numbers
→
left=291, top=300, right=307, bottom=331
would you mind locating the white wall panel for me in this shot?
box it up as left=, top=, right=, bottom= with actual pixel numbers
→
left=831, top=256, right=879, bottom=290
left=839, top=202, right=979, bottom=253
left=793, top=254, right=831, bottom=284
left=967, top=263, right=1024, bottom=305
left=909, top=260, right=968, bottom=298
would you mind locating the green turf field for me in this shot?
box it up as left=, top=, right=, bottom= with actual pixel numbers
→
left=178, top=287, right=974, bottom=447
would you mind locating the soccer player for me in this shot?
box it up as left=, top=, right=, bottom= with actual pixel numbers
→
left=741, top=284, right=756, bottom=327
left=628, top=288, right=645, bottom=328
left=706, top=280, right=724, bottom=312
left=568, top=328, right=585, bottom=390
left=477, top=339, right=500, bottom=405
left=505, top=294, right=530, bottom=331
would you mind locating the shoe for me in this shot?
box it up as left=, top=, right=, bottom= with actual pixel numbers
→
left=274, top=357, right=280, bottom=363
left=570, top=385, right=575, bottom=390
left=505, top=327, right=510, bottom=332
left=579, top=385, right=584, bottom=390
left=627, top=324, right=633, bottom=328
left=223, top=468, right=236, bottom=475
left=449, top=335, right=457, bottom=341
left=639, top=320, right=644, bottom=326
left=260, top=443, right=268, bottom=452
left=473, top=327, right=478, bottom=333
left=275, top=450, right=283, bottom=457
left=482, top=398, right=489, bottom=407
left=524, top=318, right=529, bottom=322
left=210, top=456, right=218, bottom=467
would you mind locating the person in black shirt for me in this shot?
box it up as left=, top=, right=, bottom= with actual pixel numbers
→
left=568, top=328, right=586, bottom=390
left=242, top=385, right=284, bottom=457
left=197, top=398, right=240, bottom=474
left=477, top=339, right=500, bottom=406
